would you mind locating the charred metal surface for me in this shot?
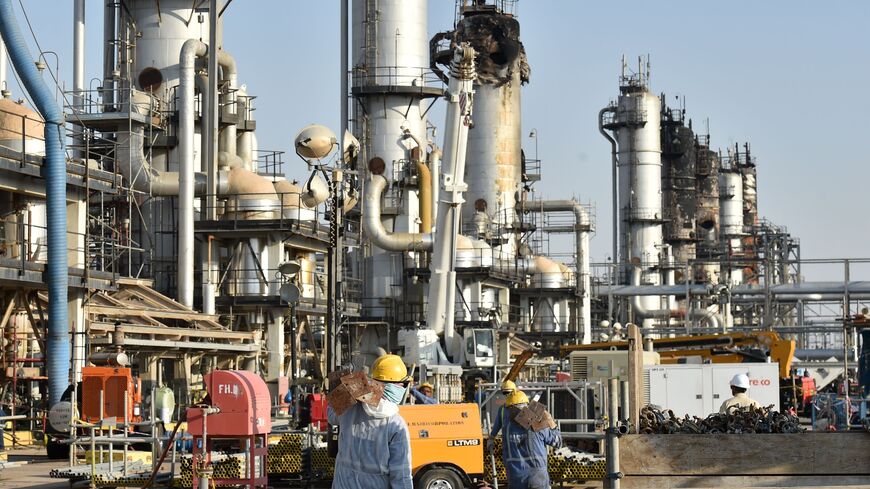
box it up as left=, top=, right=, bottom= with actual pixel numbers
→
left=661, top=103, right=697, bottom=266
left=739, top=143, right=759, bottom=283
left=639, top=405, right=803, bottom=434
left=454, top=12, right=530, bottom=87
left=695, top=142, right=720, bottom=282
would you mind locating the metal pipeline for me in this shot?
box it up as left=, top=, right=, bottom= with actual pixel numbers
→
left=178, top=39, right=238, bottom=307
left=179, top=39, right=206, bottom=307
left=599, top=107, right=617, bottom=270
left=116, top=126, right=207, bottom=196
left=522, top=199, right=592, bottom=342
left=428, top=145, right=442, bottom=224
left=629, top=267, right=723, bottom=329
left=415, top=158, right=432, bottom=233
left=363, top=174, right=433, bottom=252
left=0, top=35, right=6, bottom=92
left=0, top=0, right=68, bottom=406
left=404, top=130, right=433, bottom=233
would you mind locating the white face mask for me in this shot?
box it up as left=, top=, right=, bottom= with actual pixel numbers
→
left=363, top=398, right=399, bottom=418
left=382, top=382, right=408, bottom=405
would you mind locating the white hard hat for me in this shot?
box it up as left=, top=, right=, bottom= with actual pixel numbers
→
left=730, top=373, right=750, bottom=389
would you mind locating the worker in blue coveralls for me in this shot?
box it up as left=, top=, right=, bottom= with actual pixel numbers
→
left=489, top=389, right=562, bottom=489
left=410, top=382, right=438, bottom=404
left=327, top=354, right=413, bottom=489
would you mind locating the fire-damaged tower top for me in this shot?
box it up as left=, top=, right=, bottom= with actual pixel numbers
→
left=446, top=0, right=530, bottom=257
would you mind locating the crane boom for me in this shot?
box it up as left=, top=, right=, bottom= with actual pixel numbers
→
left=560, top=331, right=795, bottom=378
left=425, top=44, right=477, bottom=360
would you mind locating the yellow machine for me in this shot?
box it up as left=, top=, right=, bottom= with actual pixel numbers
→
left=560, top=331, right=796, bottom=379
left=399, top=403, right=484, bottom=488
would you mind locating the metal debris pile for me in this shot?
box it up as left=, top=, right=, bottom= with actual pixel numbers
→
left=639, top=405, right=803, bottom=434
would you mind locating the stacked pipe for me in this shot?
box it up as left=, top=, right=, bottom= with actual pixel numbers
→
left=639, top=405, right=803, bottom=434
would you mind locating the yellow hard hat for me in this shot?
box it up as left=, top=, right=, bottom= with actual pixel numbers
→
left=501, top=380, right=517, bottom=393
left=419, top=382, right=434, bottom=390
left=505, top=390, right=529, bottom=407
left=371, top=354, right=409, bottom=383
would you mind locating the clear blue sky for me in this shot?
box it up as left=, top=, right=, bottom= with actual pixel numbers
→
left=7, top=1, right=870, bottom=280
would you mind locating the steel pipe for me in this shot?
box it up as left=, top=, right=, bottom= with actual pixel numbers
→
left=363, top=174, right=433, bottom=252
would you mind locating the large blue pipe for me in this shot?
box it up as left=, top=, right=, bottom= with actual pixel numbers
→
left=0, top=0, right=69, bottom=407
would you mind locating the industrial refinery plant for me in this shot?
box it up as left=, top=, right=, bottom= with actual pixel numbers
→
left=0, top=1, right=868, bottom=488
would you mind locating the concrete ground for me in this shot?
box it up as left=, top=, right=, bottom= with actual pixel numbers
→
left=1, top=447, right=69, bottom=489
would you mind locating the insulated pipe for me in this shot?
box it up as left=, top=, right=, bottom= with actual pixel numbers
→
left=179, top=39, right=207, bottom=308
left=237, top=131, right=253, bottom=171
left=629, top=267, right=723, bottom=329
left=73, top=0, right=85, bottom=158
left=216, top=49, right=237, bottom=164
left=404, top=130, right=432, bottom=233
left=102, top=2, right=115, bottom=108
left=0, top=36, right=6, bottom=91
left=0, top=0, right=68, bottom=406
left=340, top=0, right=348, bottom=137
left=415, top=158, right=432, bottom=233
left=599, top=107, right=617, bottom=270
left=363, top=174, right=433, bottom=252
left=116, top=125, right=207, bottom=195
left=428, top=145, right=442, bottom=225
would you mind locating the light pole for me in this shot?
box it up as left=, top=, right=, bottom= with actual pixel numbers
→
left=528, top=128, right=538, bottom=161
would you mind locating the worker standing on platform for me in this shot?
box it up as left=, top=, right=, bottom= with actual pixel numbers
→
left=328, top=354, right=413, bottom=489
left=490, top=390, right=562, bottom=489
left=719, top=373, right=761, bottom=413
left=410, top=382, right=438, bottom=404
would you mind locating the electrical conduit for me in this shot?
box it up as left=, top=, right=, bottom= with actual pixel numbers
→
left=0, top=0, right=68, bottom=405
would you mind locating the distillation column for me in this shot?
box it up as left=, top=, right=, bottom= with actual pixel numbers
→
left=453, top=6, right=529, bottom=259
left=660, top=103, right=697, bottom=273
left=719, top=159, right=745, bottom=286
left=351, top=0, right=435, bottom=313
left=608, top=62, right=663, bottom=325
left=695, top=140, right=720, bottom=284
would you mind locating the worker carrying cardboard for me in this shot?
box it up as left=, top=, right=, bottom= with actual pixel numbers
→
left=327, top=354, right=413, bottom=489
left=489, top=389, right=562, bottom=489
left=410, top=382, right=438, bottom=404
left=719, top=373, right=761, bottom=413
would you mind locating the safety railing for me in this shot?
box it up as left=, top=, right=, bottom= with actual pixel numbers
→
left=256, top=150, right=286, bottom=180
left=350, top=65, right=444, bottom=93
left=0, top=103, right=45, bottom=163
left=198, top=190, right=328, bottom=228
left=456, top=0, right=518, bottom=21
left=522, top=157, right=541, bottom=182
left=0, top=214, right=118, bottom=277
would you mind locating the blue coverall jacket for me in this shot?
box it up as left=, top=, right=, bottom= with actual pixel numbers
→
left=327, top=402, right=413, bottom=489
left=410, top=388, right=438, bottom=405
left=490, top=405, right=562, bottom=489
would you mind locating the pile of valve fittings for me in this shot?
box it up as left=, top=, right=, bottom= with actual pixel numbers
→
left=639, top=405, right=804, bottom=434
